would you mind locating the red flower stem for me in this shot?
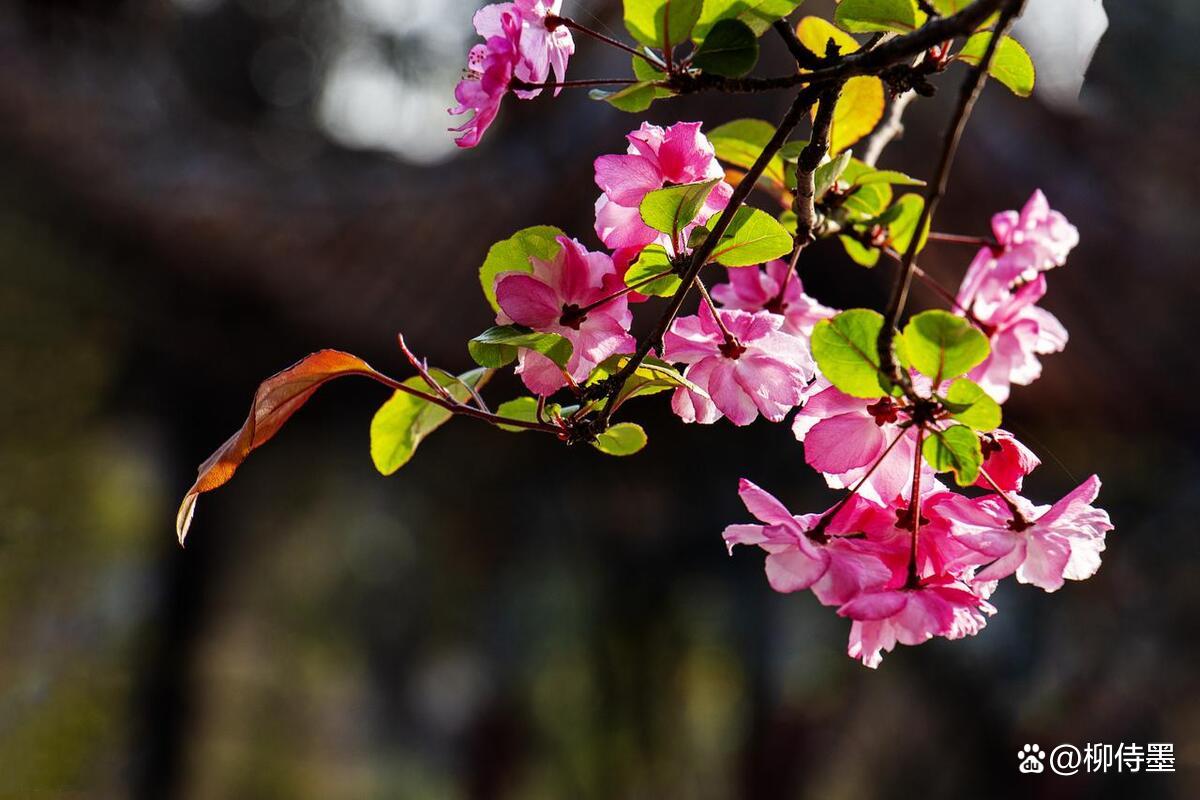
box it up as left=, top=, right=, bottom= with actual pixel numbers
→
left=927, top=231, right=1001, bottom=248
left=906, top=427, right=927, bottom=589
left=693, top=277, right=740, bottom=347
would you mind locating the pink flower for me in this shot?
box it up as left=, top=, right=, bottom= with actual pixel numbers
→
left=711, top=260, right=836, bottom=336
left=792, top=383, right=939, bottom=505
left=945, top=475, right=1113, bottom=592
left=957, top=273, right=1068, bottom=403
left=723, top=480, right=894, bottom=605
left=494, top=236, right=635, bottom=395
left=450, top=2, right=574, bottom=148
left=976, top=430, right=1040, bottom=492
left=839, top=577, right=995, bottom=668
left=594, top=122, right=734, bottom=252
left=474, top=1, right=574, bottom=96
left=663, top=306, right=814, bottom=426
left=450, top=10, right=522, bottom=148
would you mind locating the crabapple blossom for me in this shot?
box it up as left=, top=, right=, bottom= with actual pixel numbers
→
left=958, top=271, right=1068, bottom=402
left=791, top=383, right=939, bottom=505
left=450, top=10, right=522, bottom=148
left=978, top=189, right=1079, bottom=295
left=722, top=480, right=894, bottom=605
left=663, top=305, right=813, bottom=426
left=494, top=235, right=634, bottom=395
left=976, top=430, right=1040, bottom=492
left=594, top=122, right=733, bottom=252
left=947, top=475, right=1113, bottom=592
left=711, top=260, right=836, bottom=336
left=451, top=1, right=575, bottom=148
left=839, top=577, right=996, bottom=669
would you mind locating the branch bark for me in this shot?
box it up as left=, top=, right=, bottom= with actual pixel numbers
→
left=877, top=0, right=1026, bottom=385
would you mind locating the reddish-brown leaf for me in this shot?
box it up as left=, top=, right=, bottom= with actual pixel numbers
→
left=176, top=349, right=389, bottom=544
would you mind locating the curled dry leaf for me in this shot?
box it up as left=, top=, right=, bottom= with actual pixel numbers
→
left=176, top=349, right=389, bottom=545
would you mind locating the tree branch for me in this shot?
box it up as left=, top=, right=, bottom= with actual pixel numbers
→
left=862, top=90, right=918, bottom=166
left=877, top=0, right=1025, bottom=385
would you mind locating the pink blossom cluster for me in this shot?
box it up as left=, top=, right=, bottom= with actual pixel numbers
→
left=451, top=1, right=574, bottom=148
left=483, top=114, right=1109, bottom=669
left=955, top=190, right=1078, bottom=402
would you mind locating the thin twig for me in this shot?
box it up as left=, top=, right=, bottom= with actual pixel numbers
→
left=772, top=18, right=824, bottom=70
left=511, top=77, right=639, bottom=91
left=549, top=16, right=663, bottom=68
left=862, top=90, right=918, bottom=166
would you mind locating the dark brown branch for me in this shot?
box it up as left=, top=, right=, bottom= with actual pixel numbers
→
left=877, top=0, right=1025, bottom=385
left=772, top=19, right=824, bottom=70
left=793, top=85, right=841, bottom=246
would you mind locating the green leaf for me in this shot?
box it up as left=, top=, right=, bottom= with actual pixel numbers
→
left=829, top=76, right=885, bottom=154
left=708, top=118, right=788, bottom=188
left=468, top=325, right=573, bottom=369
left=639, top=178, right=722, bottom=238
left=942, top=378, right=1001, bottom=432
left=795, top=15, right=861, bottom=56
left=592, top=422, right=648, bottom=456
left=842, top=182, right=893, bottom=220
left=493, top=397, right=578, bottom=432
left=632, top=56, right=674, bottom=98
left=590, top=82, right=658, bottom=113
left=370, top=368, right=490, bottom=475
left=624, top=0, right=703, bottom=50
left=813, top=150, right=853, bottom=201
left=886, top=193, right=930, bottom=254
left=625, top=244, right=681, bottom=297
left=957, top=33, right=1036, bottom=97
left=692, top=19, right=759, bottom=77
left=852, top=169, right=925, bottom=187
left=932, top=0, right=967, bottom=13
left=834, top=0, right=920, bottom=34
left=810, top=308, right=890, bottom=398
left=923, top=425, right=983, bottom=486
left=707, top=206, right=793, bottom=267
left=588, top=354, right=706, bottom=406
left=479, top=226, right=564, bottom=313
left=840, top=235, right=881, bottom=267
left=694, top=0, right=803, bottom=41
left=900, top=310, right=989, bottom=384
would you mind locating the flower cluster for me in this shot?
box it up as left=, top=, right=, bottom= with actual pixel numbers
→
left=172, top=4, right=1113, bottom=676
left=451, top=1, right=574, bottom=148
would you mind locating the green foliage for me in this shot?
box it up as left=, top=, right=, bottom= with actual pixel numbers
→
left=811, top=309, right=891, bottom=398
left=813, top=150, right=853, bottom=201
left=943, top=378, right=1001, bottom=431
left=923, top=424, right=983, bottom=485
left=588, top=355, right=706, bottom=407
left=840, top=235, right=881, bottom=267
left=900, top=310, right=989, bottom=384
left=957, top=33, right=1036, bottom=97
left=708, top=118, right=788, bottom=188
left=707, top=207, right=793, bottom=266
left=370, top=368, right=490, bottom=475
left=468, top=325, right=573, bottom=369
left=493, top=397, right=579, bottom=432
left=624, top=0, right=704, bottom=49
left=692, top=19, right=759, bottom=76
left=590, top=82, right=659, bottom=112
left=834, top=0, right=920, bottom=34
left=886, top=193, right=930, bottom=254
left=479, top=226, right=563, bottom=313
left=694, top=0, right=804, bottom=41
left=625, top=245, right=681, bottom=297
left=640, top=178, right=722, bottom=238
left=592, top=422, right=648, bottom=455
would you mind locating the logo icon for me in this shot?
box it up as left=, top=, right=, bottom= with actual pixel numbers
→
left=1019, top=744, right=1046, bottom=773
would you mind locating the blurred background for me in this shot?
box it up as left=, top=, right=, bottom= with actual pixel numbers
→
left=1, top=0, right=1197, bottom=797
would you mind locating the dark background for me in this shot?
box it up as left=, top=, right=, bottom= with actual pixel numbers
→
left=1, top=0, right=1196, bottom=797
